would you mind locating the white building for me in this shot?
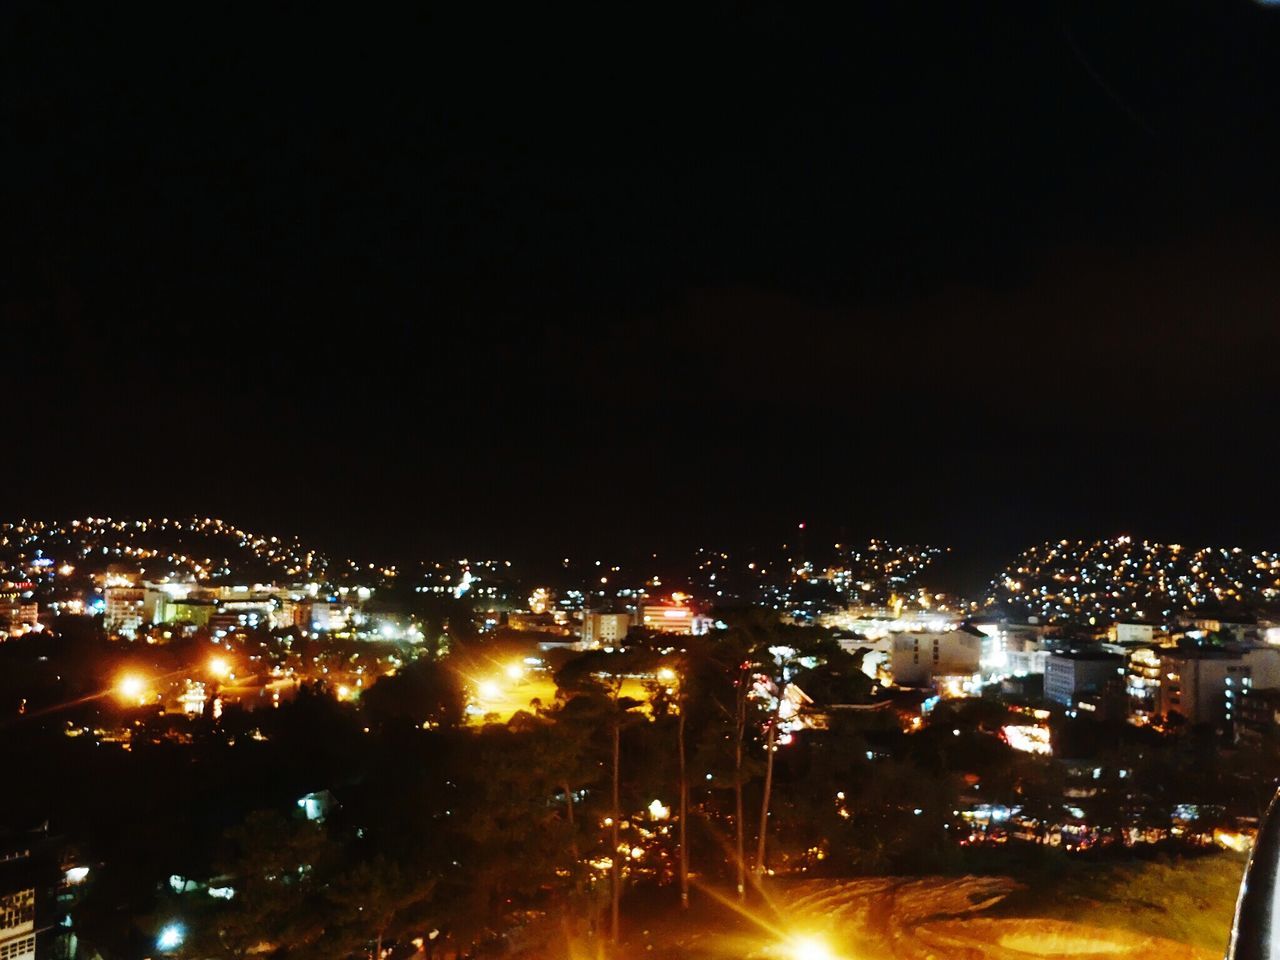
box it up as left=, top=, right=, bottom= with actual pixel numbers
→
left=103, top=585, right=147, bottom=636
left=1112, top=622, right=1155, bottom=645
left=836, top=634, right=894, bottom=679
left=582, top=612, right=631, bottom=648
left=890, top=630, right=982, bottom=687
left=1159, top=646, right=1280, bottom=727
left=971, top=620, right=1048, bottom=678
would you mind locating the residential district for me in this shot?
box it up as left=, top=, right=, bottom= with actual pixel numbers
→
left=1, top=519, right=1277, bottom=960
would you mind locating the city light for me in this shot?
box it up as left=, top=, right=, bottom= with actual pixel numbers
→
left=1002, top=724, right=1053, bottom=756
left=504, top=662, right=525, bottom=681
left=117, top=674, right=148, bottom=705
left=156, top=923, right=185, bottom=952
left=785, top=935, right=837, bottom=960
left=208, top=656, right=231, bottom=679
left=478, top=680, right=501, bottom=700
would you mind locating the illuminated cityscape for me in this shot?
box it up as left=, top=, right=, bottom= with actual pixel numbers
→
left=10, top=0, right=1280, bottom=957
left=3, top=517, right=1280, bottom=957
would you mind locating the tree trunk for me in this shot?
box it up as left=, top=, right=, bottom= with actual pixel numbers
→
left=754, top=715, right=777, bottom=879
left=734, top=678, right=747, bottom=901
left=561, top=780, right=583, bottom=897
left=610, top=720, right=621, bottom=946
left=678, top=705, right=689, bottom=910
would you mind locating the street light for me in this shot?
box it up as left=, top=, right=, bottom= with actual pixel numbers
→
left=156, top=922, right=185, bottom=952
left=117, top=674, right=148, bottom=705
left=209, top=656, right=231, bottom=679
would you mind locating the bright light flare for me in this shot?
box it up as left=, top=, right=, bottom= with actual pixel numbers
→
left=1002, top=724, right=1052, bottom=756
left=157, top=923, right=185, bottom=952
left=208, top=656, right=231, bottom=679
left=117, top=674, right=148, bottom=704
left=504, top=662, right=525, bottom=681
left=786, top=935, right=837, bottom=960
left=478, top=680, right=501, bottom=700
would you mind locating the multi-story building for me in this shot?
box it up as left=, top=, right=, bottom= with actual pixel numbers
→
left=1005, top=635, right=1048, bottom=677
left=638, top=603, right=705, bottom=636
left=1157, top=646, right=1280, bottom=727
left=0, top=849, right=36, bottom=960
left=1043, top=650, right=1125, bottom=707
left=103, top=585, right=147, bottom=637
left=1178, top=615, right=1256, bottom=644
left=0, top=598, right=38, bottom=637
left=1237, top=687, right=1280, bottom=748
left=1125, top=646, right=1164, bottom=725
left=305, top=601, right=350, bottom=633
left=1111, top=622, right=1155, bottom=645
left=890, top=630, right=982, bottom=687
left=157, top=597, right=216, bottom=628
left=582, top=612, right=631, bottom=648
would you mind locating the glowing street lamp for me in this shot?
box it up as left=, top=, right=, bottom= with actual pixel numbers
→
left=117, top=674, right=148, bottom=705
left=208, top=656, right=231, bottom=679
left=504, top=662, right=525, bottom=681
left=156, top=922, right=185, bottom=952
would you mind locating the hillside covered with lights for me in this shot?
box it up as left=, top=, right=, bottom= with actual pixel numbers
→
left=0, top=516, right=367, bottom=587
left=987, top=536, right=1280, bottom=624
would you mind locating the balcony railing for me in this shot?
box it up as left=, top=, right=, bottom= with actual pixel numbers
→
left=1227, top=789, right=1280, bottom=960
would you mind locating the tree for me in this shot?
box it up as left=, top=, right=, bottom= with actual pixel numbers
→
left=205, top=809, right=339, bottom=958
left=554, top=648, right=651, bottom=945
left=362, top=657, right=465, bottom=730
left=323, top=855, right=435, bottom=960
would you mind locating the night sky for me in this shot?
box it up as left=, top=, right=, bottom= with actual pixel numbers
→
left=6, top=1, right=1280, bottom=571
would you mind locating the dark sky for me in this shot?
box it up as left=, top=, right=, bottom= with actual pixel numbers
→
left=5, top=1, right=1280, bottom=570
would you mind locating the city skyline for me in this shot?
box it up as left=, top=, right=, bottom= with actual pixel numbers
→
left=7, top=4, right=1280, bottom=957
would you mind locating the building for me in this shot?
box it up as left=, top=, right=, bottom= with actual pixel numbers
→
left=212, top=598, right=274, bottom=632
left=0, top=598, right=38, bottom=637
left=1125, top=646, right=1164, bottom=725
left=836, top=634, right=894, bottom=680
left=1237, top=687, right=1280, bottom=748
left=0, top=849, right=36, bottom=960
left=889, top=630, right=982, bottom=687
left=1158, top=646, right=1280, bottom=727
left=305, top=600, right=350, bottom=633
left=1111, top=622, right=1155, bottom=645
left=1043, top=650, right=1125, bottom=707
left=157, top=597, right=216, bottom=628
left=581, top=612, right=631, bottom=647
left=507, top=612, right=570, bottom=635
left=1006, top=639, right=1048, bottom=677
left=103, top=585, right=147, bottom=636
left=1178, top=614, right=1256, bottom=644
left=969, top=619, right=1048, bottom=678
left=638, top=603, right=704, bottom=636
